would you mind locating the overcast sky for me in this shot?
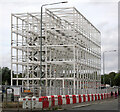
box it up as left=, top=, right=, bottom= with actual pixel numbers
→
left=0, top=0, right=118, bottom=74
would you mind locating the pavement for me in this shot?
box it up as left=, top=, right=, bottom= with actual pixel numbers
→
left=69, top=97, right=119, bottom=110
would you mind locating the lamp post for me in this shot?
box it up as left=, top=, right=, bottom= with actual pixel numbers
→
left=103, top=50, right=117, bottom=86
left=40, top=1, right=68, bottom=97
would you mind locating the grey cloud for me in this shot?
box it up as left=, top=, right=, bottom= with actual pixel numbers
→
left=0, top=0, right=118, bottom=74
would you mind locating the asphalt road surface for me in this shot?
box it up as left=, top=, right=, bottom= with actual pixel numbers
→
left=71, top=98, right=119, bottom=110
left=0, top=104, right=1, bottom=112
left=0, top=94, right=2, bottom=112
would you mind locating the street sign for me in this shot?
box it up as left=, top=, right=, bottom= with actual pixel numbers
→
left=7, top=89, right=12, bottom=94
left=24, top=90, right=31, bottom=93
left=13, top=87, right=21, bottom=96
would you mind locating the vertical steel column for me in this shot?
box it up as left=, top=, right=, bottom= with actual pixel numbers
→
left=16, top=17, right=18, bottom=86
left=39, top=6, right=43, bottom=96
left=11, top=14, right=13, bottom=86
left=45, top=9, right=48, bottom=87
left=22, top=20, right=24, bottom=92
left=77, top=49, right=79, bottom=94
left=63, top=79, right=64, bottom=95
left=27, top=14, right=29, bottom=87
left=73, top=46, right=76, bottom=94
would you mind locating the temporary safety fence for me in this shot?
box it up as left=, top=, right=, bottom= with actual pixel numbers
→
left=19, top=91, right=117, bottom=110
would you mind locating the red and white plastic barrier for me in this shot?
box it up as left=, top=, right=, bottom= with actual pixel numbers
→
left=19, top=92, right=116, bottom=109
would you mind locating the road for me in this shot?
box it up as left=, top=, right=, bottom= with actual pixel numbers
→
left=70, top=98, right=119, bottom=110
left=0, top=94, right=2, bottom=112
left=0, top=104, right=1, bottom=112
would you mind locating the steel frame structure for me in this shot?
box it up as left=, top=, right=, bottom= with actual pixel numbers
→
left=11, top=7, right=101, bottom=95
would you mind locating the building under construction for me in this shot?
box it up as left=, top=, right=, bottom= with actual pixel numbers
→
left=11, top=7, right=101, bottom=95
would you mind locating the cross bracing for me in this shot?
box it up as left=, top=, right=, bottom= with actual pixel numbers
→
left=11, top=7, right=101, bottom=95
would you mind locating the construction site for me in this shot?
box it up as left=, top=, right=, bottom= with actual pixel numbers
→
left=11, top=7, right=101, bottom=96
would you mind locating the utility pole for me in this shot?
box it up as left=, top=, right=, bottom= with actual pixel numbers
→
left=103, top=50, right=117, bottom=87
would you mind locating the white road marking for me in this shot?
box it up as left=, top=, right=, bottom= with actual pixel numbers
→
left=72, top=104, right=91, bottom=108
left=72, top=99, right=117, bottom=109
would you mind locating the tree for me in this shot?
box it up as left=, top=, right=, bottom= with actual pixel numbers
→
left=1, top=67, right=11, bottom=85
left=104, top=74, right=110, bottom=84
left=114, top=73, right=120, bottom=86
left=101, top=72, right=118, bottom=87
left=109, top=72, right=116, bottom=86
left=101, top=75, right=104, bottom=84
